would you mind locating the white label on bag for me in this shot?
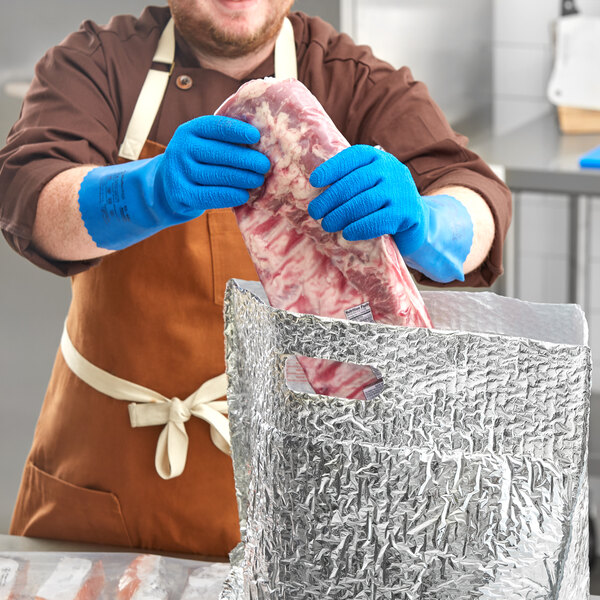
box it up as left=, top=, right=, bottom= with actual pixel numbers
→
left=0, top=558, right=18, bottom=598
left=345, top=302, right=374, bottom=322
left=363, top=377, right=384, bottom=401
left=36, top=557, right=91, bottom=600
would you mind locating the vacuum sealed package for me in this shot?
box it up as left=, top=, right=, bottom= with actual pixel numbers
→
left=0, top=552, right=229, bottom=599
left=216, top=78, right=432, bottom=401
left=221, top=280, right=591, bottom=600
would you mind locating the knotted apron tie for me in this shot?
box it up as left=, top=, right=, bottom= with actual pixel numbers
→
left=60, top=322, right=230, bottom=480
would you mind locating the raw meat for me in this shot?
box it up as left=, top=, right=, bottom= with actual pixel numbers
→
left=116, top=555, right=168, bottom=600
left=216, top=78, right=432, bottom=399
left=0, top=557, right=28, bottom=600
left=34, top=558, right=104, bottom=600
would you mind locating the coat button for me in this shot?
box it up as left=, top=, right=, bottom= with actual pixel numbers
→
left=176, top=75, right=193, bottom=90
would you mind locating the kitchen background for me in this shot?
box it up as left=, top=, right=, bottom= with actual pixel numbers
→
left=0, top=0, right=598, bottom=565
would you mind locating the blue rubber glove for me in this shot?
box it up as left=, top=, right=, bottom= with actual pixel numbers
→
left=78, top=116, right=271, bottom=250
left=308, top=145, right=473, bottom=283
left=404, top=195, right=473, bottom=283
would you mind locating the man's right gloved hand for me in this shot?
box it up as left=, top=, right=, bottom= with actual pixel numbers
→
left=78, top=115, right=270, bottom=250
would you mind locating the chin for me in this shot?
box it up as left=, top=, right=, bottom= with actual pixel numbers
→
left=170, top=0, right=293, bottom=58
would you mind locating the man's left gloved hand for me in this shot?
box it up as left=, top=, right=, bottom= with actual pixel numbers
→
left=308, top=145, right=473, bottom=283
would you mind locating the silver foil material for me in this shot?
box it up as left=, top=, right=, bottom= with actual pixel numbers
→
left=221, top=280, right=591, bottom=600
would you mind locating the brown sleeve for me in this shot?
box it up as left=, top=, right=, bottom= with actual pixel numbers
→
left=296, top=16, right=512, bottom=288
left=0, top=21, right=130, bottom=276
left=354, top=68, right=511, bottom=288
left=349, top=72, right=511, bottom=288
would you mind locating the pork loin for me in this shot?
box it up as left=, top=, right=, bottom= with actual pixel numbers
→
left=216, top=78, right=432, bottom=399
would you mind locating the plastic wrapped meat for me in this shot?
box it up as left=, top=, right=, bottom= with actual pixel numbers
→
left=0, top=553, right=229, bottom=599
left=0, top=557, right=28, bottom=600
left=116, top=555, right=168, bottom=600
left=180, top=563, right=232, bottom=599
left=34, top=558, right=104, bottom=600
left=216, top=78, right=432, bottom=399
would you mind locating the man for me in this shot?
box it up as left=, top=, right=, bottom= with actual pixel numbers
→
left=0, top=0, right=510, bottom=557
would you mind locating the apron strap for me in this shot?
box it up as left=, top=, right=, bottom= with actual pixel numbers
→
left=275, top=17, right=298, bottom=79
left=118, top=16, right=298, bottom=161
left=100, top=17, right=299, bottom=474
left=60, top=321, right=230, bottom=480
left=118, top=18, right=176, bottom=161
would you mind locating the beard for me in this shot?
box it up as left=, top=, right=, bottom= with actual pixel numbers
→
left=169, top=0, right=294, bottom=59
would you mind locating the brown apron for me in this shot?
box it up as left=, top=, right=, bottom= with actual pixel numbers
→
left=9, top=143, right=257, bottom=556
left=10, top=19, right=297, bottom=557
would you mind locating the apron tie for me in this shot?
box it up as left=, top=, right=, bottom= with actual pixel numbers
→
left=169, top=397, right=191, bottom=424
left=60, top=321, right=230, bottom=480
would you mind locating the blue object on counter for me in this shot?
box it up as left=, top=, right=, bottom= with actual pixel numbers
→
left=579, top=144, right=600, bottom=169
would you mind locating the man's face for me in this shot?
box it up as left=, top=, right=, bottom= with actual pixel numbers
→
left=168, top=0, right=295, bottom=59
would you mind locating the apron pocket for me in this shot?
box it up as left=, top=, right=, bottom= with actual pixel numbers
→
left=207, top=208, right=258, bottom=306
left=10, top=460, right=132, bottom=548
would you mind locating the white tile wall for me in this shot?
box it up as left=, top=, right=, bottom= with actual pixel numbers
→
left=579, top=0, right=600, bottom=16
left=492, top=0, right=555, bottom=136
left=349, top=0, right=493, bottom=125
left=493, top=98, right=552, bottom=137
left=493, top=0, right=600, bottom=135
left=493, top=0, right=558, bottom=45
left=493, top=45, right=553, bottom=98
left=0, top=1, right=150, bottom=83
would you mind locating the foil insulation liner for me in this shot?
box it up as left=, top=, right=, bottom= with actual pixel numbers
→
left=221, top=279, right=591, bottom=600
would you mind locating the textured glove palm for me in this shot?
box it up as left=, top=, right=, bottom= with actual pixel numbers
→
left=308, top=145, right=473, bottom=283
left=79, top=116, right=270, bottom=250
left=308, top=145, right=428, bottom=254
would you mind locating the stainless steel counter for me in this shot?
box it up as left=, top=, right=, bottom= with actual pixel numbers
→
left=472, top=112, right=600, bottom=195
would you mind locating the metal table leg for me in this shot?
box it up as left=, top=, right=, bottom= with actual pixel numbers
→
left=569, top=194, right=591, bottom=311
left=498, top=190, right=519, bottom=299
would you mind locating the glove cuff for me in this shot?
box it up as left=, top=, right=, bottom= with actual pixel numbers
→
left=78, top=155, right=187, bottom=251
left=403, top=194, right=473, bottom=283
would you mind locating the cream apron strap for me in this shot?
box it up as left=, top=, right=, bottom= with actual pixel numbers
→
left=119, top=15, right=296, bottom=163
left=275, top=17, right=298, bottom=79
left=60, top=322, right=230, bottom=480
left=118, top=18, right=176, bottom=161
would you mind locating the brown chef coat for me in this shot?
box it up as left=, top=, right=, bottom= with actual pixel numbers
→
left=0, top=7, right=512, bottom=556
